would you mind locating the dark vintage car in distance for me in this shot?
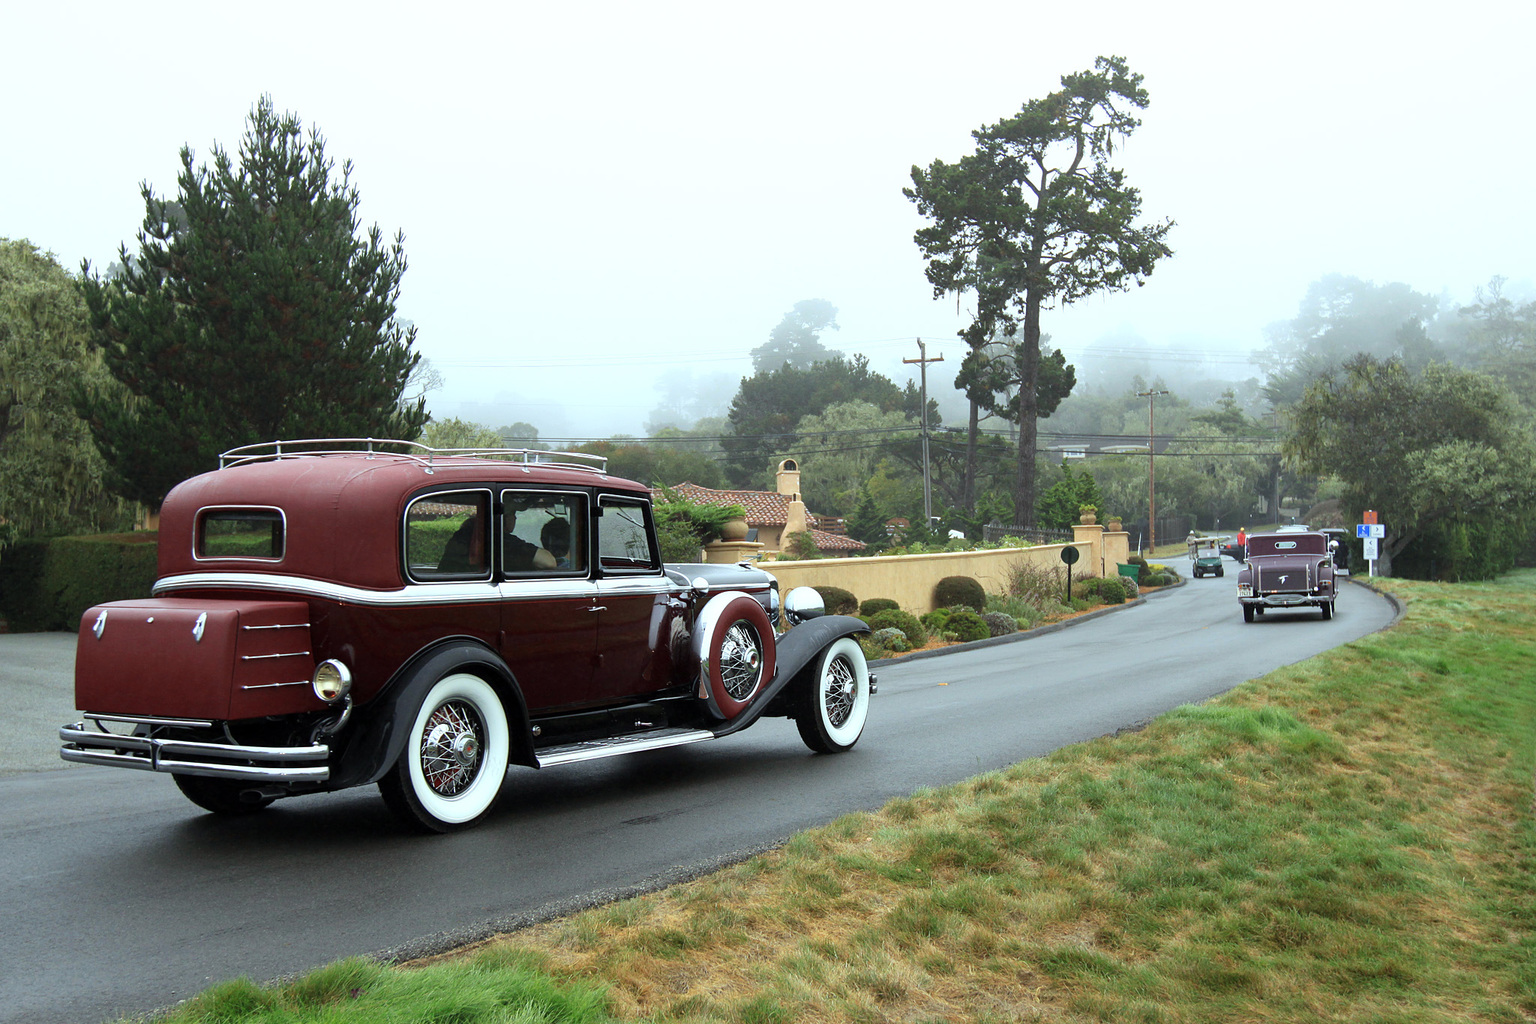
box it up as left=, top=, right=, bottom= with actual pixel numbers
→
left=60, top=440, right=875, bottom=832
left=1235, top=530, right=1340, bottom=622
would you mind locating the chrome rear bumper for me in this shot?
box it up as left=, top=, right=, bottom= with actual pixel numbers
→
left=60, top=716, right=330, bottom=782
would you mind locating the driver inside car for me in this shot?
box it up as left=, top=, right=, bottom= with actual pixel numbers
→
left=503, top=502, right=556, bottom=572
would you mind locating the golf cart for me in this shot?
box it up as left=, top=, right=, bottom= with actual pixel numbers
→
left=1192, top=536, right=1227, bottom=578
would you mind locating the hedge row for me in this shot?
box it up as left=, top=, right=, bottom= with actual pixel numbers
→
left=0, top=534, right=159, bottom=632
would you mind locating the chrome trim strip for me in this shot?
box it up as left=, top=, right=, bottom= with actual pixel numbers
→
left=153, top=572, right=611, bottom=606
left=82, top=712, right=215, bottom=728
left=239, top=679, right=311, bottom=690
left=241, top=623, right=310, bottom=630
left=239, top=651, right=311, bottom=661
left=536, top=728, right=715, bottom=767
left=595, top=577, right=677, bottom=598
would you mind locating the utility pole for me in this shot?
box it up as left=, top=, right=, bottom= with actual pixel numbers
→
left=904, top=338, right=944, bottom=527
left=1137, top=388, right=1169, bottom=552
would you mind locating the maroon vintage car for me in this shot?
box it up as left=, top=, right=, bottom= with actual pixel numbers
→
left=61, top=440, right=873, bottom=832
left=1235, top=530, right=1340, bottom=622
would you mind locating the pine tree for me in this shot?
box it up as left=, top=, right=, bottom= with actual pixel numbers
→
left=76, top=96, right=426, bottom=509
left=844, top=484, right=889, bottom=547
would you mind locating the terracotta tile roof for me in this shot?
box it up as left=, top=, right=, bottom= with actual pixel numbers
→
left=809, top=528, right=865, bottom=552
left=655, top=483, right=866, bottom=551
left=659, top=482, right=804, bottom=528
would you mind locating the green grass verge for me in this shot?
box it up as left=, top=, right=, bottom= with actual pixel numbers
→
left=130, top=572, right=1535, bottom=1024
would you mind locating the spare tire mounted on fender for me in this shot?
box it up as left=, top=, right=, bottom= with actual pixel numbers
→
left=692, top=591, right=776, bottom=719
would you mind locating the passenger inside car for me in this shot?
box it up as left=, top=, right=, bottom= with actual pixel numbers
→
left=503, top=503, right=556, bottom=572
left=541, top=517, right=575, bottom=569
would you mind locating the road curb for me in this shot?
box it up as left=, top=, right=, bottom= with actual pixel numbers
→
left=869, top=571, right=1185, bottom=668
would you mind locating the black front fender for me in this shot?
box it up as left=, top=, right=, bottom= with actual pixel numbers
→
left=709, top=614, right=870, bottom=739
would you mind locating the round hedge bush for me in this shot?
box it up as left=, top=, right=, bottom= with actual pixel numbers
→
left=813, top=586, right=858, bottom=615
left=868, top=608, right=927, bottom=648
left=921, top=607, right=954, bottom=632
left=945, top=608, right=990, bottom=643
left=870, top=626, right=910, bottom=652
left=933, top=575, right=986, bottom=612
left=981, top=611, right=1018, bottom=637
left=859, top=597, right=900, bottom=618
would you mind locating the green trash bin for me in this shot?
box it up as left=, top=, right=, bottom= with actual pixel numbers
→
left=1117, top=563, right=1140, bottom=582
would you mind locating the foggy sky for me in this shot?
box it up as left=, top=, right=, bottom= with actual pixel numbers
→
left=9, top=1, right=1532, bottom=439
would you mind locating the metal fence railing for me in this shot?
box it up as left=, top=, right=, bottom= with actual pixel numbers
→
left=981, top=523, right=1075, bottom=546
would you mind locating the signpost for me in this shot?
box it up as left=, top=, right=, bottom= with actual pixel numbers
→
left=1060, top=545, right=1080, bottom=603
left=1356, top=511, right=1383, bottom=575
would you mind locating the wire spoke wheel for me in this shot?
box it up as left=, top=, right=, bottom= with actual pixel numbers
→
left=718, top=623, right=764, bottom=701
left=418, top=699, right=484, bottom=797
left=380, top=673, right=510, bottom=833
left=796, top=637, right=870, bottom=753
left=821, top=653, right=857, bottom=729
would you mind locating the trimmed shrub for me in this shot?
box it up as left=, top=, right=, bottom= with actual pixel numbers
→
left=859, top=597, right=900, bottom=618
left=920, top=607, right=954, bottom=632
left=933, top=575, right=986, bottom=612
left=870, top=627, right=910, bottom=653
left=812, top=586, right=858, bottom=615
left=0, top=534, right=159, bottom=632
left=1097, top=577, right=1129, bottom=604
left=945, top=608, right=989, bottom=643
left=981, top=611, right=1018, bottom=637
left=868, top=609, right=927, bottom=648
left=986, top=594, right=1044, bottom=631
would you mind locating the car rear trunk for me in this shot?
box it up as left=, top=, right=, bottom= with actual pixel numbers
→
left=1253, top=558, right=1318, bottom=595
left=75, top=597, right=318, bottom=720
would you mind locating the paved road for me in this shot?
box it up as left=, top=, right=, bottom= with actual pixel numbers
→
left=0, top=566, right=1397, bottom=1024
left=0, top=632, right=82, bottom=777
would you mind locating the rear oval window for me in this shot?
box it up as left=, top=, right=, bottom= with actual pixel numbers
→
left=197, top=507, right=285, bottom=560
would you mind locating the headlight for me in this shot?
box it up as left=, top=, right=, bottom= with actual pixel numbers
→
left=312, top=659, right=352, bottom=703
left=783, top=586, right=825, bottom=626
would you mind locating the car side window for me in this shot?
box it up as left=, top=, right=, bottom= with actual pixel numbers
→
left=406, top=490, right=492, bottom=581
left=596, top=498, right=659, bottom=573
left=501, top=491, right=588, bottom=575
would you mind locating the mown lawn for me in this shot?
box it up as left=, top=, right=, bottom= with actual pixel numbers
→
left=134, top=572, right=1536, bottom=1024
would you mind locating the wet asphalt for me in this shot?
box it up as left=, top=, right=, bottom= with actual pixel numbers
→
left=0, top=631, right=80, bottom=777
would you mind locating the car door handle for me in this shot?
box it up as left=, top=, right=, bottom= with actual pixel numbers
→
left=588, top=605, right=606, bottom=612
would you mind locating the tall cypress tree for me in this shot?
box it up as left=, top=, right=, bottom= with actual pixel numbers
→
left=906, top=56, right=1173, bottom=528
left=77, top=96, right=426, bottom=510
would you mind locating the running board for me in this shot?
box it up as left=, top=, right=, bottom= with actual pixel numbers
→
left=535, top=727, right=716, bottom=768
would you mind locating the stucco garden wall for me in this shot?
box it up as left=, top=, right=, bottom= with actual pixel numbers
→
left=747, top=526, right=1131, bottom=614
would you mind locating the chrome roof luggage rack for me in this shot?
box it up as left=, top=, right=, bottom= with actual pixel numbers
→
left=218, top=438, right=608, bottom=473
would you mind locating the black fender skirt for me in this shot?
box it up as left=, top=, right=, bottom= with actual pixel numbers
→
left=709, top=614, right=870, bottom=740
left=328, top=638, right=536, bottom=790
